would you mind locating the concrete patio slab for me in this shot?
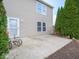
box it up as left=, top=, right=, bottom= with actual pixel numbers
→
left=6, top=35, right=72, bottom=59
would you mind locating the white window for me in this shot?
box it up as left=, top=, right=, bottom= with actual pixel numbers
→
left=37, top=22, right=46, bottom=32
left=36, top=1, right=47, bottom=15
left=7, top=17, right=20, bottom=38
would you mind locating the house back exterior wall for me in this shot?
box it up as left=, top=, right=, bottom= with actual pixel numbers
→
left=3, top=0, right=53, bottom=38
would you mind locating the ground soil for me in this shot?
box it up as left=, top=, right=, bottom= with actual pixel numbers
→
left=46, top=40, right=79, bottom=59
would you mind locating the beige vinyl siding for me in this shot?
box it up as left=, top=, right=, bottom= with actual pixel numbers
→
left=3, top=0, right=53, bottom=38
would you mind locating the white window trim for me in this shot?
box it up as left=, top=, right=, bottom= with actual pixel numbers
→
left=37, top=22, right=47, bottom=32
left=7, top=17, right=20, bottom=38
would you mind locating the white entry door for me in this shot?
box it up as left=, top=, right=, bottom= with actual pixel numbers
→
left=7, top=17, right=20, bottom=38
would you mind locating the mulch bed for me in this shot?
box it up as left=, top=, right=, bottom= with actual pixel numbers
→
left=46, top=40, right=79, bottom=59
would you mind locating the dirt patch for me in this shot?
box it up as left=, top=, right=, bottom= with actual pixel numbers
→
left=46, top=40, right=79, bottom=59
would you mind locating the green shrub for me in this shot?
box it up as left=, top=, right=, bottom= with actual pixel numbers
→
left=0, top=1, right=9, bottom=59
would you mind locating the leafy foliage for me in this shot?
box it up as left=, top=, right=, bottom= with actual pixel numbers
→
left=55, top=0, right=79, bottom=39
left=0, top=1, right=9, bottom=59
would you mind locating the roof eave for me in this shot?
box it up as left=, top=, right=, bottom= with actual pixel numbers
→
left=37, top=0, right=53, bottom=8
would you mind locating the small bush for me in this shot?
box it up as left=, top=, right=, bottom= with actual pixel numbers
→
left=0, top=1, right=9, bottom=59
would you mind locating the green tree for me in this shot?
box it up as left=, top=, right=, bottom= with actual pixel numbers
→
left=55, top=7, right=64, bottom=34
left=0, top=0, right=9, bottom=59
left=55, top=8, right=61, bottom=32
left=55, top=0, right=79, bottom=39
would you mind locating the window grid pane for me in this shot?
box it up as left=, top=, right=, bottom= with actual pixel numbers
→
left=43, top=27, right=46, bottom=31
left=43, top=22, right=46, bottom=31
left=37, top=27, right=41, bottom=32
left=37, top=22, right=41, bottom=32
left=43, top=23, right=46, bottom=26
left=37, top=22, right=41, bottom=26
